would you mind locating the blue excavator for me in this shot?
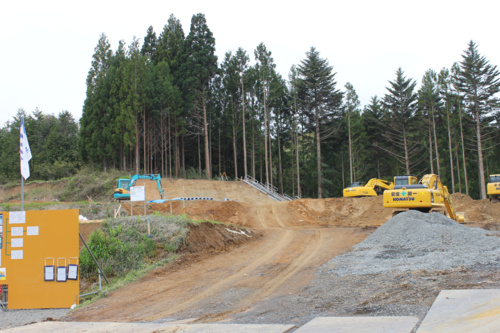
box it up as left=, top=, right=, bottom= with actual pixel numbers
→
left=113, top=174, right=165, bottom=201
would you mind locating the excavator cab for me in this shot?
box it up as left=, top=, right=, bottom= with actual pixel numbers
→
left=487, top=174, right=500, bottom=203
left=393, top=175, right=418, bottom=189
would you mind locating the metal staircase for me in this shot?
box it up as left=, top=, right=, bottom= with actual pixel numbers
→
left=242, top=175, right=295, bottom=201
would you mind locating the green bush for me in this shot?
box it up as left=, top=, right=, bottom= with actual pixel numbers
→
left=79, top=215, right=189, bottom=278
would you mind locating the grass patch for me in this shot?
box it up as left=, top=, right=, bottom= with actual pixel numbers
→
left=80, top=215, right=189, bottom=279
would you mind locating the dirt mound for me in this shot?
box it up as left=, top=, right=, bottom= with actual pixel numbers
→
left=135, top=178, right=274, bottom=203
left=451, top=192, right=500, bottom=226
left=143, top=196, right=393, bottom=229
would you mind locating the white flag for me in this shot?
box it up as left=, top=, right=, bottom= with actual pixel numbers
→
left=20, top=117, right=32, bottom=179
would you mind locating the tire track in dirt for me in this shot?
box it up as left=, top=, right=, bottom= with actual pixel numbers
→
left=197, top=228, right=324, bottom=322
left=272, top=203, right=286, bottom=228
left=256, top=203, right=270, bottom=228
left=143, top=228, right=295, bottom=321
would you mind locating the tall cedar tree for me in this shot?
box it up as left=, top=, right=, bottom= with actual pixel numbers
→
left=297, top=47, right=343, bottom=198
left=157, top=15, right=185, bottom=177
left=79, top=33, right=112, bottom=169
left=254, top=43, right=276, bottom=186
left=454, top=40, right=500, bottom=199
left=418, top=69, right=442, bottom=175
left=235, top=47, right=250, bottom=177
left=382, top=68, right=419, bottom=174
left=182, top=13, right=217, bottom=179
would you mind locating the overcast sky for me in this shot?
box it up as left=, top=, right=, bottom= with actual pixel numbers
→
left=2, top=0, right=499, bottom=127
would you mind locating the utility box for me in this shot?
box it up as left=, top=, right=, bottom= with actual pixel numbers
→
left=0, top=209, right=79, bottom=309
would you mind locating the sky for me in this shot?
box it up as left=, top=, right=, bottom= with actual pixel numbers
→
left=2, top=0, right=499, bottom=127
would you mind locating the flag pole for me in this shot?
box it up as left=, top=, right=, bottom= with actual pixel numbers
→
left=21, top=175, right=24, bottom=211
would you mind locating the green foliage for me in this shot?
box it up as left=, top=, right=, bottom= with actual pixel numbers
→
left=79, top=215, right=189, bottom=278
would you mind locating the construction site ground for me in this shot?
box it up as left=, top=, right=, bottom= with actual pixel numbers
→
left=4, top=178, right=500, bottom=331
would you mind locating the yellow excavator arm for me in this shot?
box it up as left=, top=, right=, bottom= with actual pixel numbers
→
left=343, top=178, right=394, bottom=197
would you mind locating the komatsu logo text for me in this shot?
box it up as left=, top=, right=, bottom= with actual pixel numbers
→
left=393, top=197, right=415, bottom=201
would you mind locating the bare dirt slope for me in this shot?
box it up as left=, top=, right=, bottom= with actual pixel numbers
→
left=137, top=178, right=274, bottom=202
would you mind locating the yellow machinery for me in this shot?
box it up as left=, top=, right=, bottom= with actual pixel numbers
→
left=383, top=174, right=466, bottom=223
left=343, top=178, right=394, bottom=197
left=487, top=174, right=500, bottom=203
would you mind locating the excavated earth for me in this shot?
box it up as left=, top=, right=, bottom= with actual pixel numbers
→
left=4, top=179, right=500, bottom=332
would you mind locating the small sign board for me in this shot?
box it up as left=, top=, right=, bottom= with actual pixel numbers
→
left=130, top=186, right=145, bottom=202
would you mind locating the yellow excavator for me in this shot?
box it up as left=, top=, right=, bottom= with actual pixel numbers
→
left=383, top=174, right=466, bottom=223
left=343, top=178, right=394, bottom=197
left=487, top=174, right=500, bottom=203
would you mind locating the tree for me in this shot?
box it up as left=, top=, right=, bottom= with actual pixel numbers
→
left=418, top=69, right=442, bottom=175
left=254, top=43, right=276, bottom=186
left=235, top=47, right=250, bottom=177
left=382, top=68, right=419, bottom=174
left=79, top=33, right=112, bottom=169
left=141, top=26, right=157, bottom=62
left=454, top=40, right=500, bottom=199
left=297, top=47, right=343, bottom=198
left=182, top=13, right=217, bottom=179
left=344, top=82, right=361, bottom=184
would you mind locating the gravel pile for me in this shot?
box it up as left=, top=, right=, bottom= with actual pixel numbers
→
left=326, top=210, right=500, bottom=275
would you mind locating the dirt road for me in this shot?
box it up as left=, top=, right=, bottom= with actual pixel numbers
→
left=68, top=196, right=371, bottom=322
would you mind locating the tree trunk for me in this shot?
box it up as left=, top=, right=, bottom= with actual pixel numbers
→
left=296, top=119, right=301, bottom=198
left=161, top=110, right=164, bottom=175
left=232, top=100, right=238, bottom=179
left=251, top=91, right=256, bottom=178
left=135, top=114, right=140, bottom=174
left=475, top=107, right=486, bottom=199
left=315, top=105, right=323, bottom=198
left=348, top=107, right=353, bottom=184
left=459, top=102, right=469, bottom=195
left=403, top=125, right=410, bottom=174
left=198, top=134, right=202, bottom=176
left=202, top=88, right=211, bottom=179
left=218, top=126, right=221, bottom=176
left=241, top=79, right=247, bottom=177
left=428, top=120, right=434, bottom=174
left=277, top=121, right=283, bottom=194
left=431, top=106, right=440, bottom=175
left=143, top=106, right=146, bottom=174
left=263, top=86, right=269, bottom=186
left=446, top=104, right=455, bottom=192
left=268, top=114, right=273, bottom=186
left=455, top=135, right=462, bottom=193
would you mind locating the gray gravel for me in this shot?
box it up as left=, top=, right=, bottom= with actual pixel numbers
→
left=0, top=308, right=70, bottom=330
left=326, top=210, right=500, bottom=275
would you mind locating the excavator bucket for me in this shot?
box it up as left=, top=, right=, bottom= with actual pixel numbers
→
left=456, top=212, right=467, bottom=224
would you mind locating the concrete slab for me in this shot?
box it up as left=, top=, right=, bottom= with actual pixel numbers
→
left=417, top=289, right=500, bottom=333
left=3, top=321, right=295, bottom=333
left=294, top=316, right=419, bottom=333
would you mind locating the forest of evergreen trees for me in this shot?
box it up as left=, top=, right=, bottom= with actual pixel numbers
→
left=1, top=13, right=499, bottom=200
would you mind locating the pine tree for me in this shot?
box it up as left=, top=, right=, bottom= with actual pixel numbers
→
left=296, top=47, right=343, bottom=198
left=382, top=68, right=419, bottom=174
left=182, top=13, right=217, bottom=179
left=454, top=40, right=500, bottom=199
